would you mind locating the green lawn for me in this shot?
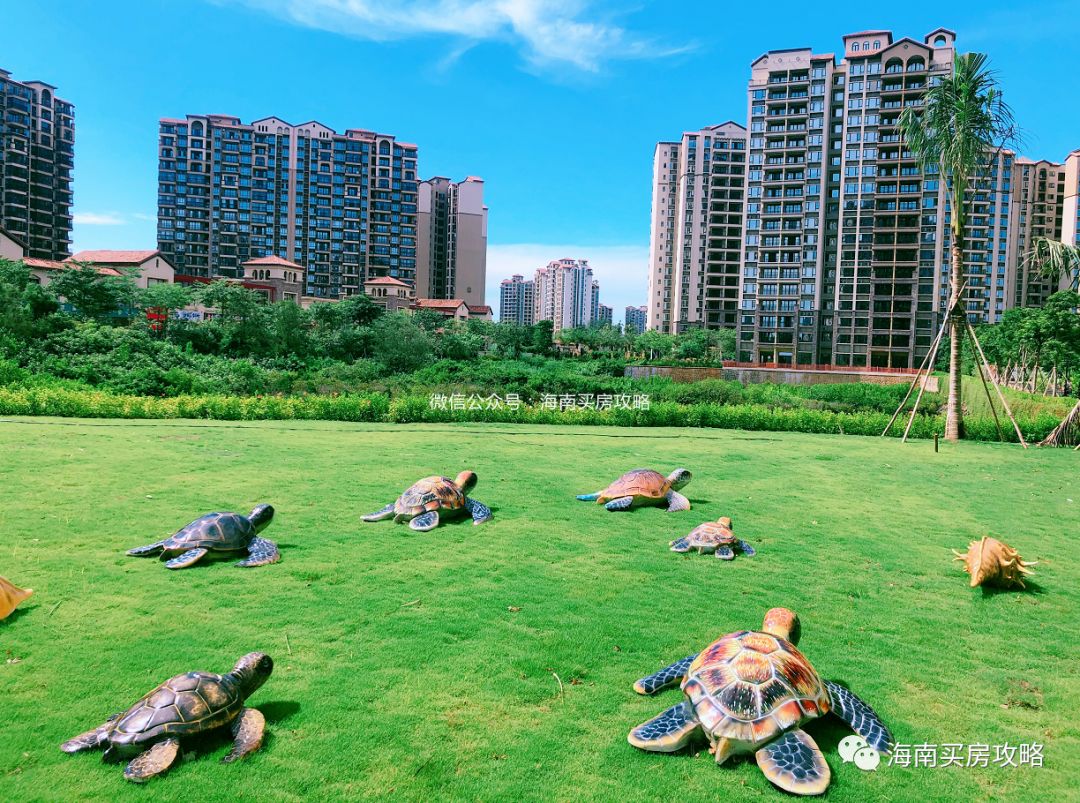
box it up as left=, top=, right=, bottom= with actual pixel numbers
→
left=0, top=419, right=1077, bottom=802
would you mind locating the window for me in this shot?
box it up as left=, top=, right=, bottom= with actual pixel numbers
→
left=873, top=40, right=881, bottom=50
left=852, top=42, right=860, bottom=52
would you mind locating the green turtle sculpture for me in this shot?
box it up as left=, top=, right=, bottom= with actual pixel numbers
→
left=628, top=608, right=892, bottom=796
left=127, top=505, right=279, bottom=569
left=60, top=652, right=273, bottom=783
left=670, top=516, right=755, bottom=560
left=362, top=470, right=492, bottom=531
left=577, top=468, right=691, bottom=512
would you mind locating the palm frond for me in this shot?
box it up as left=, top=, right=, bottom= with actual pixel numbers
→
left=1023, top=238, right=1080, bottom=291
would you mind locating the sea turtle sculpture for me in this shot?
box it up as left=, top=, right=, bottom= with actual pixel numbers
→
left=0, top=576, right=33, bottom=620
left=628, top=608, right=892, bottom=796
left=60, top=652, right=274, bottom=783
left=670, top=516, right=755, bottom=560
left=576, top=468, right=691, bottom=512
left=126, top=505, right=279, bottom=569
left=362, top=470, right=492, bottom=531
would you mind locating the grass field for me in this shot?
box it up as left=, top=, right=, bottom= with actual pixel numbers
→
left=1, top=418, right=1077, bottom=802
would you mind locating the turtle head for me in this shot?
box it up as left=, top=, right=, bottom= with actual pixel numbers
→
left=230, top=652, right=274, bottom=695
left=717, top=516, right=733, bottom=528
left=454, top=470, right=478, bottom=494
left=667, top=468, right=692, bottom=490
left=762, top=607, right=800, bottom=645
left=248, top=504, right=275, bottom=533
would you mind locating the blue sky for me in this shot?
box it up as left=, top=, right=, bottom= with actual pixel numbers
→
left=5, top=0, right=1079, bottom=320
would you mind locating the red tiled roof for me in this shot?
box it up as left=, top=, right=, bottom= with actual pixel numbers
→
left=25, top=257, right=121, bottom=276
left=242, top=255, right=304, bottom=269
left=69, top=250, right=160, bottom=264
left=468, top=304, right=492, bottom=314
left=414, top=298, right=467, bottom=309
left=365, top=276, right=411, bottom=287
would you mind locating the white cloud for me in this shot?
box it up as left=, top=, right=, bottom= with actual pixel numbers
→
left=486, top=242, right=647, bottom=323
left=227, top=0, right=691, bottom=72
left=73, top=212, right=127, bottom=226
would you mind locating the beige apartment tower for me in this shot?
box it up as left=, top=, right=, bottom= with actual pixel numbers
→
left=648, top=122, right=747, bottom=333
left=534, top=258, right=596, bottom=331
left=417, top=176, right=488, bottom=307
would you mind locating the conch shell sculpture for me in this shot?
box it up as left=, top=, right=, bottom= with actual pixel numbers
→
left=0, top=576, right=33, bottom=620
left=953, top=537, right=1036, bottom=589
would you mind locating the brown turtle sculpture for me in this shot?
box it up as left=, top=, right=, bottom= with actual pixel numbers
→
left=60, top=652, right=273, bottom=783
left=577, top=468, right=692, bottom=511
left=127, top=505, right=279, bottom=569
left=0, top=576, right=33, bottom=620
left=362, top=470, right=492, bottom=531
left=670, top=516, right=755, bottom=560
left=953, top=536, right=1036, bottom=589
left=628, top=608, right=892, bottom=796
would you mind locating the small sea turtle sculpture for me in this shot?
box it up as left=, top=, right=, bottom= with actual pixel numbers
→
left=60, top=652, right=274, bottom=783
left=953, top=536, right=1036, bottom=589
left=670, top=516, right=755, bottom=560
left=628, top=608, right=892, bottom=796
left=576, top=468, right=691, bottom=512
left=362, top=470, right=492, bottom=531
left=0, top=576, right=33, bottom=620
left=127, top=505, right=279, bottom=569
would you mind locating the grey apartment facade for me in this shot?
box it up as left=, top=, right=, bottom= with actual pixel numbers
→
left=416, top=176, right=487, bottom=307
left=499, top=274, right=536, bottom=325
left=157, top=115, right=418, bottom=298
left=0, top=69, right=74, bottom=260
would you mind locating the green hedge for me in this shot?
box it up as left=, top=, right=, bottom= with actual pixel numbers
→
left=0, top=386, right=1061, bottom=443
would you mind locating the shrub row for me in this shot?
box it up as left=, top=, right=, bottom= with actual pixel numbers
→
left=0, top=386, right=1060, bottom=442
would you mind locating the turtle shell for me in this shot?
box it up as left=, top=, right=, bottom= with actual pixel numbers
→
left=686, top=521, right=737, bottom=548
left=394, top=476, right=466, bottom=518
left=681, top=630, right=829, bottom=746
left=108, top=671, right=244, bottom=751
left=164, top=513, right=254, bottom=552
left=599, top=469, right=670, bottom=502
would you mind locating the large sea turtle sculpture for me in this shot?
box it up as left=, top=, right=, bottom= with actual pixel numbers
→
left=127, top=505, right=280, bottom=569
left=628, top=608, right=892, bottom=796
left=0, top=576, right=33, bottom=620
left=362, top=470, right=492, bottom=531
left=670, top=516, right=755, bottom=560
left=576, top=468, right=691, bottom=512
left=60, top=652, right=274, bottom=783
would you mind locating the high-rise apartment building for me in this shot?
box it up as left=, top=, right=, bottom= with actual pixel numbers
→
left=590, top=279, right=600, bottom=324
left=1064, top=151, right=1080, bottom=253
left=596, top=304, right=613, bottom=326
left=625, top=305, right=648, bottom=334
left=534, top=258, right=596, bottom=331
left=648, top=122, right=747, bottom=334
left=417, top=176, right=487, bottom=306
left=0, top=69, right=74, bottom=260
left=156, top=115, right=418, bottom=298
left=1010, top=158, right=1064, bottom=309
left=499, top=273, right=536, bottom=324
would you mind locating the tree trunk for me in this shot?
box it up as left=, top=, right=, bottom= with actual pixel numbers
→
left=945, top=239, right=965, bottom=441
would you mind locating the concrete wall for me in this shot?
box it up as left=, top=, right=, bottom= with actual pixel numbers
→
left=626, top=364, right=938, bottom=392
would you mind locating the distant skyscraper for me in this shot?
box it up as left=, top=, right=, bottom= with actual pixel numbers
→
left=648, top=122, right=746, bottom=334
left=534, top=258, right=595, bottom=331
left=596, top=303, right=613, bottom=326
left=499, top=273, right=536, bottom=324
left=590, top=279, right=600, bottom=324
left=417, top=176, right=487, bottom=306
left=0, top=69, right=74, bottom=260
left=156, top=114, right=418, bottom=298
left=625, top=305, right=648, bottom=334
left=1064, top=151, right=1080, bottom=262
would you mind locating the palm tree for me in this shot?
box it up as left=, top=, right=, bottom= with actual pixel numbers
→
left=900, top=53, right=1018, bottom=441
left=1024, top=237, right=1080, bottom=292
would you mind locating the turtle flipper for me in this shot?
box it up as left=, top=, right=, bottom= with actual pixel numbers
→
left=222, top=707, right=265, bottom=763
left=60, top=713, right=122, bottom=753
left=604, top=495, right=634, bottom=511
left=633, top=653, right=698, bottom=695
left=627, top=701, right=701, bottom=753
left=824, top=680, right=893, bottom=754
left=755, top=728, right=830, bottom=796
left=669, top=537, right=691, bottom=553
left=409, top=511, right=440, bottom=531
left=576, top=492, right=601, bottom=501
left=738, top=540, right=756, bottom=557
left=716, top=545, right=735, bottom=560
left=164, top=548, right=208, bottom=569
left=465, top=498, right=493, bottom=525
left=236, top=537, right=280, bottom=568
left=665, top=490, right=691, bottom=512
left=126, top=542, right=165, bottom=557
left=362, top=503, right=395, bottom=522
left=124, top=737, right=180, bottom=783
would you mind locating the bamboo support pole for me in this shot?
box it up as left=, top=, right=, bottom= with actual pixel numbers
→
left=966, top=320, right=1028, bottom=448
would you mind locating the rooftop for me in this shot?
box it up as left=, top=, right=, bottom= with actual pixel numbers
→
left=69, top=249, right=160, bottom=265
